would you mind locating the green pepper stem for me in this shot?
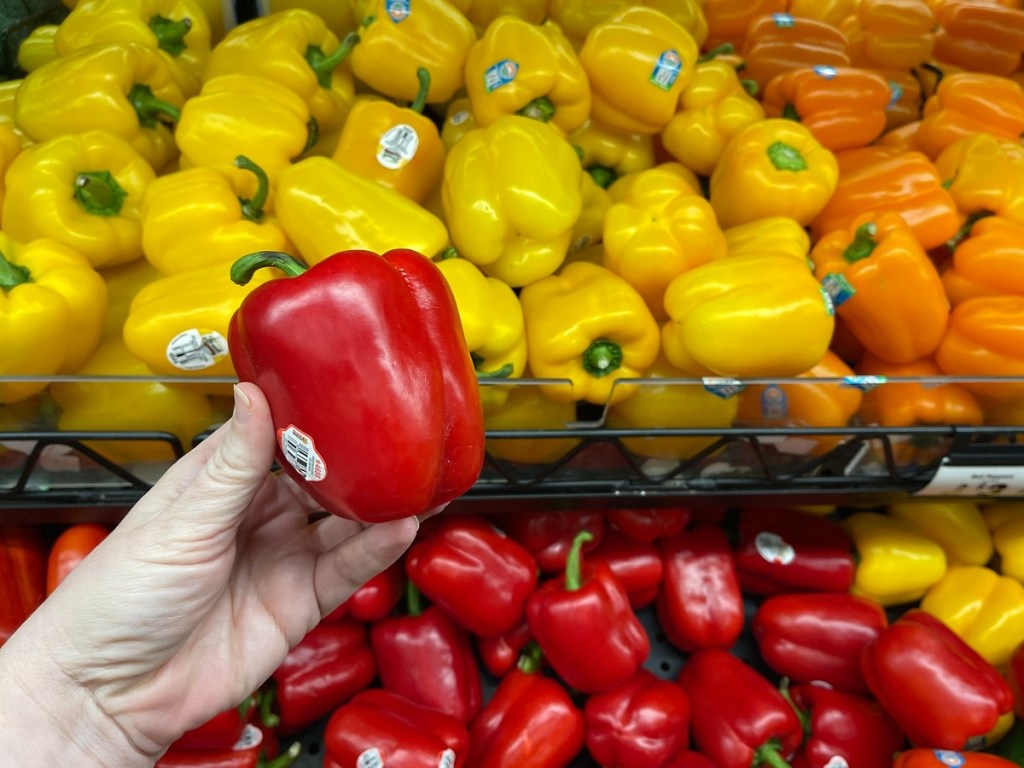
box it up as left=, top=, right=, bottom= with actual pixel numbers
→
left=303, top=116, right=320, bottom=155
left=129, top=83, right=181, bottom=127
left=698, top=42, right=734, bottom=62
left=755, top=740, right=793, bottom=768
left=406, top=579, right=423, bottom=617
left=587, top=164, right=617, bottom=189
left=778, top=681, right=811, bottom=737
left=767, top=141, right=808, bottom=172
left=234, top=155, right=270, bottom=222
left=475, top=362, right=515, bottom=380
left=440, top=246, right=460, bottom=260
left=517, top=96, right=555, bottom=123
left=564, top=530, right=594, bottom=591
left=257, top=687, right=280, bottom=729
left=843, top=222, right=878, bottom=262
left=75, top=171, right=128, bottom=217
left=237, top=693, right=257, bottom=721
left=231, top=251, right=308, bottom=285
left=261, top=741, right=301, bottom=768
left=782, top=103, right=800, bottom=121
left=741, top=78, right=759, bottom=97
left=0, top=250, right=29, bottom=290
left=306, top=31, right=360, bottom=88
left=411, top=67, right=431, bottom=114
left=517, top=642, right=543, bottom=675
left=582, top=339, right=623, bottom=378
left=149, top=14, right=192, bottom=57
left=947, top=209, right=994, bottom=251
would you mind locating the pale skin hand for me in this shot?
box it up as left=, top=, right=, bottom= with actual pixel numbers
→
left=0, top=382, right=420, bottom=766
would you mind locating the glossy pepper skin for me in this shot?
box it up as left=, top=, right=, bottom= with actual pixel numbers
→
left=916, top=73, right=1024, bottom=160
left=888, top=500, right=993, bottom=568
left=935, top=296, right=1024, bottom=404
left=46, top=523, right=108, bottom=595
left=933, top=0, right=1024, bottom=78
left=520, top=261, right=660, bottom=406
left=443, top=115, right=583, bottom=288
left=16, top=24, right=58, bottom=73
left=857, top=355, right=984, bottom=431
left=228, top=249, right=483, bottom=523
left=0, top=233, right=107, bottom=403
left=934, top=131, right=1024, bottom=230
left=570, top=119, right=656, bottom=189
left=894, top=751, right=1020, bottom=768
left=941, top=216, right=1024, bottom=304
left=14, top=42, right=185, bottom=172
left=497, top=509, right=604, bottom=574
left=526, top=530, right=650, bottom=694
left=701, top=0, right=787, bottom=52
left=323, top=688, right=470, bottom=768
left=156, top=724, right=282, bottom=768
left=465, top=16, right=590, bottom=134
left=2, top=130, right=156, bottom=269
left=404, top=514, right=538, bottom=638
left=752, top=592, right=889, bottom=695
left=584, top=668, right=691, bottom=768
left=334, top=561, right=404, bottom=624
left=608, top=508, right=690, bottom=544
left=579, top=7, right=699, bottom=135
left=586, top=530, right=664, bottom=610
left=0, top=525, right=46, bottom=647
left=842, top=0, right=936, bottom=70
left=656, top=524, right=744, bottom=654
left=678, top=649, right=803, bottom=768
left=548, top=0, right=707, bottom=50
left=476, top=621, right=532, bottom=679
left=710, top=118, right=838, bottom=229
left=863, top=610, right=1014, bottom=749
left=741, top=13, right=852, bottom=92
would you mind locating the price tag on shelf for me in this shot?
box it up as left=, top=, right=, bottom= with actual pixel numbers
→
left=913, top=458, right=1024, bottom=497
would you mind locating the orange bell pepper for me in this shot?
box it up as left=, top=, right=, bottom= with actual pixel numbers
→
left=740, top=13, right=851, bottom=92
left=701, top=0, right=788, bottom=53
left=873, top=69, right=925, bottom=130
left=762, top=66, right=892, bottom=151
left=788, top=0, right=858, bottom=27
left=842, top=0, right=936, bottom=70
left=933, top=0, right=1024, bottom=78
left=935, top=296, right=1024, bottom=404
left=934, top=134, right=1024, bottom=228
left=857, top=353, right=983, bottom=428
left=941, top=216, right=1024, bottom=306
left=915, top=73, right=1024, bottom=160
left=811, top=211, right=949, bottom=364
left=811, top=150, right=960, bottom=251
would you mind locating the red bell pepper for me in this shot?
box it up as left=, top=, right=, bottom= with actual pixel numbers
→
left=893, top=751, right=1020, bottom=768
left=752, top=592, right=888, bottom=695
left=369, top=580, right=483, bottom=723
left=270, top=619, right=376, bottom=735
left=733, top=507, right=855, bottom=595
left=497, top=509, right=605, bottom=573
left=665, top=751, right=719, bottom=768
left=228, top=249, right=484, bottom=523
left=677, top=649, right=803, bottom=768
left=861, top=610, right=1014, bottom=750
left=335, top=560, right=405, bottom=624
left=404, top=513, right=538, bottom=637
left=607, top=507, right=690, bottom=543
left=785, top=683, right=906, bottom=768
left=586, top=528, right=664, bottom=610
left=173, top=696, right=256, bottom=751
left=584, top=667, right=691, bottom=768
left=46, top=522, right=109, bottom=595
left=655, top=524, right=744, bottom=654
left=1009, top=640, right=1024, bottom=717
left=157, top=724, right=299, bottom=768
left=467, top=644, right=586, bottom=768
left=476, top=619, right=532, bottom=679
left=526, top=530, right=650, bottom=694
left=0, top=524, right=46, bottom=646
left=323, top=688, right=470, bottom=768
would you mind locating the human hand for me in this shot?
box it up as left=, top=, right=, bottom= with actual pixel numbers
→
left=0, top=383, right=420, bottom=765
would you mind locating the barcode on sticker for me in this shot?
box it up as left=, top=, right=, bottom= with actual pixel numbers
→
left=439, top=749, right=456, bottom=768
left=650, top=50, right=682, bottom=90
left=385, top=0, right=409, bottom=22
left=703, top=378, right=746, bottom=399
left=233, top=724, right=262, bottom=750
left=279, top=425, right=327, bottom=481
left=484, top=59, right=518, bottom=92
left=166, top=329, right=228, bottom=371
left=358, top=748, right=384, bottom=768
left=377, top=124, right=419, bottom=169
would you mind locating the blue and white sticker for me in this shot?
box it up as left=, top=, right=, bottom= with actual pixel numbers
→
left=842, top=375, right=887, bottom=392
left=484, top=59, right=519, bottom=93
left=821, top=273, right=856, bottom=308
left=385, top=0, right=409, bottom=22
left=813, top=65, right=838, bottom=80
left=819, top=287, right=836, bottom=317
left=772, top=12, right=796, bottom=27
left=377, top=124, right=419, bottom=169
left=933, top=752, right=966, bottom=768
left=703, top=377, right=746, bottom=399
left=888, top=80, right=904, bottom=108
left=650, top=49, right=682, bottom=91
left=761, top=384, right=788, bottom=420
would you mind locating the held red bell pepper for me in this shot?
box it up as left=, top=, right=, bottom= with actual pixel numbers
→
left=677, top=649, right=803, bottom=768
left=46, top=522, right=109, bottom=595
left=270, top=619, right=376, bottom=736
left=476, top=620, right=532, bottom=679
left=862, top=610, right=1014, bottom=749
left=655, top=524, right=744, bottom=654
left=607, top=506, right=691, bottom=543
left=497, top=509, right=605, bottom=573
left=526, top=530, right=650, bottom=694
left=404, top=513, right=538, bottom=637
left=336, top=560, right=405, bottom=623
left=584, top=667, right=691, bottom=768
left=586, top=529, right=664, bottom=610
left=467, top=644, right=586, bottom=768
left=734, top=507, right=856, bottom=596
left=752, top=592, right=889, bottom=695
left=323, top=688, right=470, bottom=768
left=785, top=683, right=906, bottom=768
left=369, top=581, right=483, bottom=723
left=893, top=751, right=1020, bottom=768
left=0, top=524, right=46, bottom=646
left=228, top=249, right=484, bottom=523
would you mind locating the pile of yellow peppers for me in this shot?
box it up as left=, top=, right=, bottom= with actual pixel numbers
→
left=1, top=0, right=1024, bottom=460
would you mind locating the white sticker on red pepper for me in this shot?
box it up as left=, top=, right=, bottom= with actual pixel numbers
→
left=279, top=425, right=327, bottom=482
left=823, top=757, right=849, bottom=768
left=358, top=748, right=384, bottom=768
left=755, top=531, right=796, bottom=565
left=378, top=124, right=419, bottom=169
left=166, top=329, right=228, bottom=370
left=233, top=724, right=263, bottom=750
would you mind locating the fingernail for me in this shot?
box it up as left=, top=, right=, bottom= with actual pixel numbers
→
left=233, top=384, right=252, bottom=424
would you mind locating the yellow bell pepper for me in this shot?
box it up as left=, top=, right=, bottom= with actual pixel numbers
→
left=547, top=0, right=708, bottom=51
left=888, top=500, right=994, bottom=567
left=350, top=0, right=476, bottom=105
left=934, top=133, right=1024, bottom=228
left=723, top=216, right=812, bottom=265
left=484, top=380, right=581, bottom=464
left=0, top=125, right=22, bottom=217
left=982, top=503, right=1024, bottom=584
left=176, top=74, right=314, bottom=184
left=442, top=115, right=583, bottom=288
left=920, top=565, right=1024, bottom=668
left=202, top=9, right=356, bottom=138
left=661, top=254, right=835, bottom=377
left=53, top=0, right=212, bottom=95
left=98, top=258, right=162, bottom=340
left=436, top=255, right=527, bottom=414
left=709, top=118, right=839, bottom=229
left=569, top=173, right=613, bottom=256
left=569, top=119, right=656, bottom=189
left=458, top=0, right=546, bottom=29
left=520, top=261, right=660, bottom=406
left=464, top=16, right=590, bottom=135
left=50, top=336, right=217, bottom=465
left=275, top=156, right=449, bottom=266
left=0, top=81, right=26, bottom=144
left=843, top=511, right=948, bottom=607
left=267, top=0, right=357, bottom=39
left=441, top=97, right=478, bottom=151
left=0, top=234, right=107, bottom=403
left=661, top=59, right=765, bottom=178
left=16, top=24, right=59, bottom=73
left=332, top=68, right=445, bottom=204
left=579, top=7, right=700, bottom=135
left=13, top=42, right=186, bottom=172
left=602, top=163, right=727, bottom=321
left=606, top=353, right=739, bottom=460
left=2, top=131, right=156, bottom=269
